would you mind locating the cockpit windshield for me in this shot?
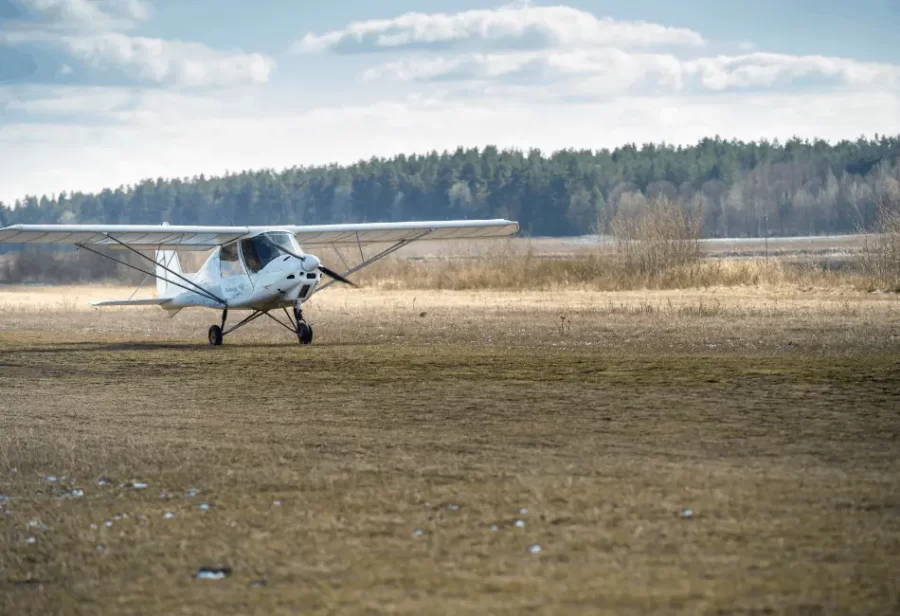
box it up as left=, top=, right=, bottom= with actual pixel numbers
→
left=240, top=232, right=299, bottom=274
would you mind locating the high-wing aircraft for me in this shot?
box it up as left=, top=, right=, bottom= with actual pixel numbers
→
left=0, top=219, right=518, bottom=345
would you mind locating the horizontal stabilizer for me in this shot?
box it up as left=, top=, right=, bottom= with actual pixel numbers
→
left=91, top=298, right=172, bottom=307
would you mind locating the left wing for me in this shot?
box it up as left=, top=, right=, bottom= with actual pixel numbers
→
left=0, top=220, right=518, bottom=250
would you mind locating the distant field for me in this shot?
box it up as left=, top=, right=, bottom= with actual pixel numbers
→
left=1, top=285, right=899, bottom=614
left=338, top=233, right=872, bottom=261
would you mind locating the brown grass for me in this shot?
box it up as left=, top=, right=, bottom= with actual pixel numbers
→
left=350, top=254, right=870, bottom=293
left=336, top=203, right=876, bottom=292
left=1, top=286, right=899, bottom=614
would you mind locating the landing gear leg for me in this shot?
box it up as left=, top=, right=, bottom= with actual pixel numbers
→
left=294, top=302, right=313, bottom=345
left=208, top=308, right=227, bottom=347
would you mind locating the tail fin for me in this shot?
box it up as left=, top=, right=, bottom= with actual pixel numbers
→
left=155, top=249, right=182, bottom=298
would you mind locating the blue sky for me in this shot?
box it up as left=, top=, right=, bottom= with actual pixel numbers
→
left=139, top=1, right=900, bottom=62
left=1, top=0, right=898, bottom=204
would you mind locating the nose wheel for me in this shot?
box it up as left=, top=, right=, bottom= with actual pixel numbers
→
left=294, top=303, right=313, bottom=345
left=297, top=321, right=313, bottom=345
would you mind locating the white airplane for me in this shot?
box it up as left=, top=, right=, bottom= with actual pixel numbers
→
left=0, top=219, right=518, bottom=345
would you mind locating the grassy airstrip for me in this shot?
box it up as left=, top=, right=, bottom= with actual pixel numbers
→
left=1, top=284, right=899, bottom=614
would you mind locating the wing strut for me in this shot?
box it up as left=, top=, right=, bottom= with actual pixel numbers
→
left=332, top=244, right=351, bottom=271
left=128, top=273, right=151, bottom=300
left=356, top=232, right=365, bottom=263
left=100, top=233, right=227, bottom=306
left=219, top=309, right=296, bottom=338
left=76, top=241, right=226, bottom=307
left=314, top=228, right=435, bottom=294
left=223, top=310, right=266, bottom=336
left=264, top=311, right=296, bottom=333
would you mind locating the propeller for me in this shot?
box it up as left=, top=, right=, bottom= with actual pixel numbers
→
left=260, top=235, right=358, bottom=287
left=317, top=264, right=357, bottom=287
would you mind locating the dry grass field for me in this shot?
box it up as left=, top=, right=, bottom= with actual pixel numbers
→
left=1, top=283, right=899, bottom=615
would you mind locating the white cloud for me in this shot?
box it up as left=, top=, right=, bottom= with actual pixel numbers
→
left=109, top=0, right=151, bottom=22
left=366, top=49, right=683, bottom=92
left=367, top=49, right=900, bottom=96
left=1, top=84, right=134, bottom=115
left=299, top=4, right=900, bottom=106
left=684, top=53, right=900, bottom=91
left=62, top=33, right=275, bottom=86
left=19, top=0, right=113, bottom=29
left=16, top=0, right=152, bottom=30
left=1, top=1, right=275, bottom=87
left=295, top=3, right=704, bottom=54
left=0, top=28, right=56, bottom=45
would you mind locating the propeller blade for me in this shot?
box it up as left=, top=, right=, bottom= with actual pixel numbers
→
left=319, top=265, right=357, bottom=287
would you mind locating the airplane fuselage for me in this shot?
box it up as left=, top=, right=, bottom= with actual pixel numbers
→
left=165, top=239, right=323, bottom=311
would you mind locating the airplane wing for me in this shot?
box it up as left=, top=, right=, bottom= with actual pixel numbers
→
left=284, top=219, right=519, bottom=246
left=0, top=224, right=252, bottom=250
left=0, top=220, right=518, bottom=250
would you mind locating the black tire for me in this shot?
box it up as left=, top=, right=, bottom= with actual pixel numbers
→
left=208, top=325, right=224, bottom=347
left=297, top=321, right=313, bottom=345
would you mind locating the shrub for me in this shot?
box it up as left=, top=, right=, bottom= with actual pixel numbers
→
left=610, top=196, right=703, bottom=286
left=860, top=174, right=900, bottom=291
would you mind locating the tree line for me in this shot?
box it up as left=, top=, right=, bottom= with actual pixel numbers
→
left=2, top=135, right=899, bottom=241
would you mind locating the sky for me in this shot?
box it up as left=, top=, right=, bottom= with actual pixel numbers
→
left=1, top=0, right=898, bottom=205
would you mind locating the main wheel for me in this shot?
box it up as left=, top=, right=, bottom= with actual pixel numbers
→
left=297, top=321, right=313, bottom=345
left=208, top=325, right=224, bottom=347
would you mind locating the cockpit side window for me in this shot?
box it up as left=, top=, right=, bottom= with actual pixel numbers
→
left=240, top=238, right=263, bottom=274
left=220, top=242, right=243, bottom=278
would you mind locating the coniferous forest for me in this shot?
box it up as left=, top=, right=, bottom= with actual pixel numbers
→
left=2, top=135, right=899, bottom=240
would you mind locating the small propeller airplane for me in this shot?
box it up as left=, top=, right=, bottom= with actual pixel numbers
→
left=0, top=219, right=518, bottom=346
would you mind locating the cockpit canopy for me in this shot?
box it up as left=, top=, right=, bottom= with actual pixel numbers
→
left=220, top=232, right=301, bottom=277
